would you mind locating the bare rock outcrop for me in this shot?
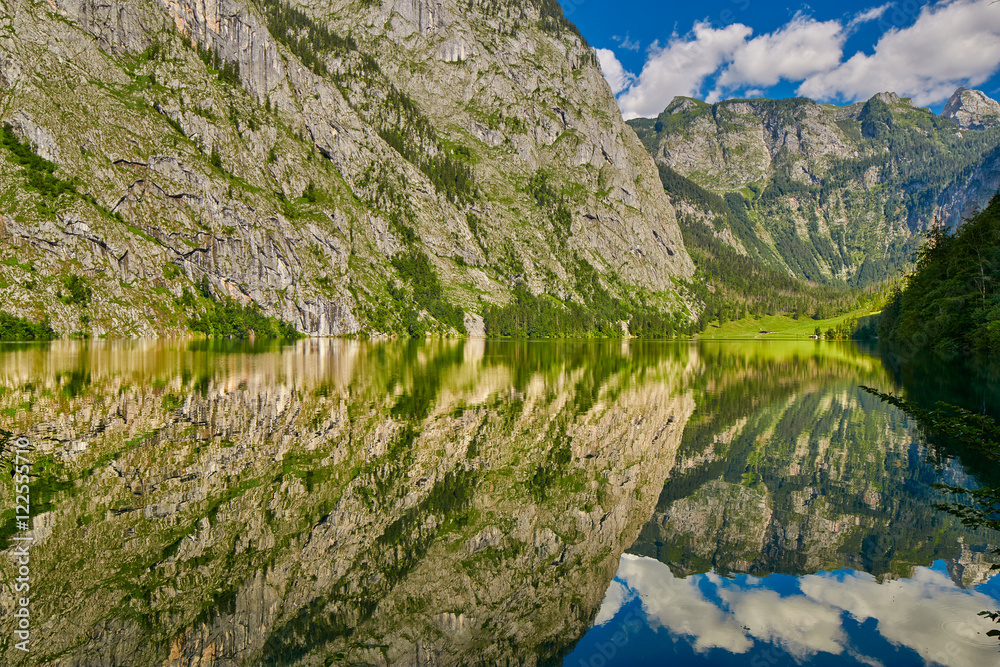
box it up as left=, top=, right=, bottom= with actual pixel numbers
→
left=942, top=87, right=1000, bottom=130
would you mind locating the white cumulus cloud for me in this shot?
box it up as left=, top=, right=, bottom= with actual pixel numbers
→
left=800, top=567, right=1000, bottom=667
left=720, top=587, right=847, bottom=658
left=595, top=48, right=636, bottom=95
left=615, top=554, right=754, bottom=653
left=616, top=22, right=753, bottom=119
left=592, top=579, right=632, bottom=625
left=715, top=14, right=846, bottom=90
left=599, top=1, right=1000, bottom=118
left=798, top=0, right=1000, bottom=106
left=847, top=2, right=893, bottom=30
left=601, top=554, right=1000, bottom=667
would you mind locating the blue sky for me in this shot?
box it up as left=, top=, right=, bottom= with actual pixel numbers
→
left=559, top=0, right=1000, bottom=118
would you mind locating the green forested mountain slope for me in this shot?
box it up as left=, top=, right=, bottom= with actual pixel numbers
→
left=0, top=0, right=692, bottom=337
left=652, top=161, right=892, bottom=326
left=629, top=91, right=1000, bottom=288
left=879, top=193, right=1000, bottom=352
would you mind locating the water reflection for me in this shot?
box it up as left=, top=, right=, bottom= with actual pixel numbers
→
left=0, top=340, right=994, bottom=666
left=570, top=555, right=1000, bottom=667
left=573, top=341, right=1000, bottom=667
left=0, top=339, right=695, bottom=666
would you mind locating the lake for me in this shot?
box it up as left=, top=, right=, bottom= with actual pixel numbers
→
left=0, top=339, right=997, bottom=666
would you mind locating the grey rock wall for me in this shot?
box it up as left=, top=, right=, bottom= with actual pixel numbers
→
left=942, top=87, right=1000, bottom=130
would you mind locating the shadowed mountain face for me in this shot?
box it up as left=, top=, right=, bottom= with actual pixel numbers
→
left=0, top=340, right=995, bottom=666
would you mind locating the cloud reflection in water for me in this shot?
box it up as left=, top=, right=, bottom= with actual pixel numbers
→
left=580, top=554, right=1000, bottom=667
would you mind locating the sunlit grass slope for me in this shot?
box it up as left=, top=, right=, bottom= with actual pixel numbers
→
left=696, top=308, right=880, bottom=340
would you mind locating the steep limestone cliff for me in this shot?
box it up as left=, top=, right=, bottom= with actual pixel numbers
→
left=0, top=0, right=691, bottom=337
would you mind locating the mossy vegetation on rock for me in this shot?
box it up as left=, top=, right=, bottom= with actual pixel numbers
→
left=188, top=295, right=303, bottom=341
left=0, top=311, right=56, bottom=341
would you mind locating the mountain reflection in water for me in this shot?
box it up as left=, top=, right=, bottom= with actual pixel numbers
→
left=571, top=341, right=1000, bottom=667
left=0, top=339, right=994, bottom=667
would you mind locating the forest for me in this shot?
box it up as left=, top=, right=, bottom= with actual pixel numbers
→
left=1, top=123, right=76, bottom=201
left=390, top=251, right=467, bottom=336
left=0, top=311, right=57, bottom=341
left=482, top=255, right=695, bottom=339
left=187, top=278, right=302, bottom=340
left=658, top=165, right=891, bottom=328
left=879, top=193, right=1000, bottom=352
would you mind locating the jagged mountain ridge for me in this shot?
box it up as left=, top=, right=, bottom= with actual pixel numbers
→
left=943, top=87, right=1000, bottom=130
left=0, top=0, right=692, bottom=337
left=629, top=89, right=1000, bottom=286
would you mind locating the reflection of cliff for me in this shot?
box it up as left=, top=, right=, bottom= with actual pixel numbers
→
left=0, top=340, right=694, bottom=666
left=946, top=539, right=999, bottom=588
left=631, top=342, right=997, bottom=581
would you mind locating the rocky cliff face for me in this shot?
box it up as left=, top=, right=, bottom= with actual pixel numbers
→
left=638, top=96, right=857, bottom=194
left=629, top=91, right=1000, bottom=285
left=0, top=339, right=695, bottom=666
left=0, top=0, right=691, bottom=337
left=942, top=88, right=1000, bottom=130
left=934, top=146, right=1000, bottom=228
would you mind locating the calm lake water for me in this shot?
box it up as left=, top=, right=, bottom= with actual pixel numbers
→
left=0, top=339, right=997, bottom=666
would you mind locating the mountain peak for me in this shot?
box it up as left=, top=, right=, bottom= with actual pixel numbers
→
left=941, top=88, right=1000, bottom=130
left=872, top=91, right=904, bottom=106
left=665, top=96, right=710, bottom=115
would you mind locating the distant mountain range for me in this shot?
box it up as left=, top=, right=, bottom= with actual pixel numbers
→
left=629, top=88, right=1000, bottom=286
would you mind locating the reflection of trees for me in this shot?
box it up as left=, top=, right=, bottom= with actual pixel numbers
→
left=863, top=387, right=1000, bottom=641
left=878, top=345, right=1000, bottom=488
